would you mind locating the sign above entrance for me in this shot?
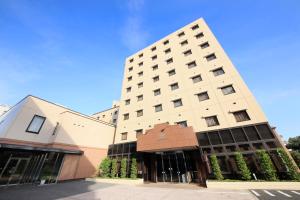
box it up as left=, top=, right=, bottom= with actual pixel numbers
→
left=137, top=123, right=199, bottom=152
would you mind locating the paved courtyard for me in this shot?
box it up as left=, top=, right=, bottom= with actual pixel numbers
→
left=0, top=180, right=299, bottom=200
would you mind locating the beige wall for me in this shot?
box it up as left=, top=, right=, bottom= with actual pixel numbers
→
left=115, top=18, right=267, bottom=143
left=92, top=105, right=119, bottom=125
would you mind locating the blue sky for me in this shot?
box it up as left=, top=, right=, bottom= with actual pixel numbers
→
left=0, top=0, right=299, bottom=139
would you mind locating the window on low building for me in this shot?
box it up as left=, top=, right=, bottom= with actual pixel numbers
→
left=205, top=53, right=217, bottom=61
left=183, top=49, right=192, bottom=56
left=204, top=116, right=219, bottom=127
left=176, top=121, right=188, bottom=127
left=191, top=74, right=202, bottom=83
left=170, top=82, right=179, bottom=90
left=125, top=99, right=130, bottom=105
left=137, top=95, right=143, bottom=101
left=153, top=76, right=159, bottom=82
left=196, top=92, right=209, bottom=101
left=200, top=42, right=209, bottom=49
left=168, top=69, right=176, bottom=76
left=138, top=82, right=143, bottom=88
left=121, top=132, right=128, bottom=140
left=221, top=85, right=236, bottom=95
left=173, top=99, right=183, bottom=107
left=137, top=109, right=143, bottom=117
left=212, top=67, right=225, bottom=76
left=136, top=129, right=143, bottom=138
left=123, top=113, right=129, bottom=120
left=233, top=110, right=250, bottom=122
left=154, top=104, right=162, bottom=112
left=154, top=89, right=161, bottom=96
left=26, top=115, right=46, bottom=134
left=187, top=61, right=197, bottom=68
left=195, top=32, right=204, bottom=39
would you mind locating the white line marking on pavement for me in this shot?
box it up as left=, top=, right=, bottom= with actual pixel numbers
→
left=277, top=190, right=292, bottom=198
left=292, top=191, right=300, bottom=195
left=264, top=190, right=275, bottom=196
left=251, top=190, right=260, bottom=197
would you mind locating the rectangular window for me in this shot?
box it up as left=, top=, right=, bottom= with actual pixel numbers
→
left=200, top=42, right=209, bottom=49
left=173, top=99, right=183, bottom=107
left=196, top=92, right=209, bottom=101
left=164, top=48, right=171, bottom=54
left=137, top=82, right=143, bottom=88
left=168, top=69, right=176, bottom=76
left=128, top=67, right=133, bottom=72
left=163, top=40, right=169, bottom=45
left=166, top=58, right=173, bottom=64
left=191, top=74, right=202, bottom=83
left=151, top=46, right=156, bottom=51
left=195, top=32, right=204, bottom=39
left=137, top=95, right=143, bottom=101
left=191, top=24, right=199, bottom=30
left=183, top=49, right=192, bottom=56
left=205, top=53, right=217, bottom=61
left=212, top=67, right=225, bottom=76
left=152, top=64, right=158, bottom=71
left=123, top=113, right=129, bottom=120
left=180, top=40, right=188, bottom=46
left=129, top=58, right=134, bottom=63
left=121, top=132, right=128, bottom=140
left=138, top=62, right=143, bottom=66
left=221, top=85, right=236, bottom=95
left=26, top=115, right=46, bottom=134
left=153, top=76, right=159, bottom=82
left=125, top=99, right=130, bottom=105
left=187, top=61, right=197, bottom=68
left=138, top=71, right=143, bottom=77
left=152, top=55, right=157, bottom=60
left=205, top=116, right=220, bottom=127
left=178, top=31, right=185, bottom=37
left=176, top=121, right=187, bottom=127
left=137, top=109, right=143, bottom=117
left=139, top=53, right=143, bottom=58
left=127, top=76, right=132, bottom=81
left=136, top=129, right=143, bottom=137
left=170, top=83, right=179, bottom=90
left=154, top=89, right=161, bottom=96
left=126, top=87, right=131, bottom=93
left=233, top=110, right=250, bottom=122
left=155, top=104, right=162, bottom=112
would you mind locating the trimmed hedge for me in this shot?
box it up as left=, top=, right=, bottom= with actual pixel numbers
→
left=99, top=157, right=111, bottom=178
left=210, top=154, right=224, bottom=180
left=111, top=159, right=118, bottom=178
left=235, top=152, right=252, bottom=180
left=276, top=148, right=300, bottom=180
left=130, top=158, right=138, bottom=179
left=291, top=151, right=300, bottom=168
left=120, top=158, right=127, bottom=178
left=256, top=150, right=278, bottom=181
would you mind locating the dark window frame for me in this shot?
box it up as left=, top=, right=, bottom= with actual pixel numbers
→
left=26, top=115, right=46, bottom=134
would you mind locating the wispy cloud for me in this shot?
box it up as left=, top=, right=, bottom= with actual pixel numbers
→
left=120, top=0, right=149, bottom=51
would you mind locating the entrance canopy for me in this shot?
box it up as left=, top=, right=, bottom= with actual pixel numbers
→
left=137, top=123, right=199, bottom=152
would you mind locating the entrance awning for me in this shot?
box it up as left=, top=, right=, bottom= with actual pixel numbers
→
left=137, top=123, right=199, bottom=152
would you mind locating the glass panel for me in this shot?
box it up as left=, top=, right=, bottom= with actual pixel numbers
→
left=244, top=126, right=260, bottom=141
left=256, top=124, right=274, bottom=139
left=232, top=128, right=248, bottom=142
left=27, top=115, right=45, bottom=133
left=220, top=130, right=234, bottom=144
left=208, top=131, right=222, bottom=145
left=197, top=133, right=210, bottom=146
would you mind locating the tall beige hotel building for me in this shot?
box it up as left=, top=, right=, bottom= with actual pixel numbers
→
left=0, top=18, right=296, bottom=186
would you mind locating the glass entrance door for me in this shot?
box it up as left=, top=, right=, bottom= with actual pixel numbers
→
left=0, top=157, right=30, bottom=185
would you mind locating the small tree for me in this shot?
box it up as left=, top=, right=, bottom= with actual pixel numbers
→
left=99, top=157, right=111, bottom=178
left=256, top=150, right=278, bottom=181
left=120, top=158, right=127, bottom=178
left=291, top=151, right=300, bottom=168
left=130, top=158, right=137, bottom=179
left=286, top=136, right=300, bottom=151
left=111, top=159, right=118, bottom=178
left=235, top=152, right=252, bottom=180
left=210, top=154, right=224, bottom=180
left=276, top=148, right=300, bottom=180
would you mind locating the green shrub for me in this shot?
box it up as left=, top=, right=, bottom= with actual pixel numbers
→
left=210, top=154, right=224, bottom=180
left=120, top=158, right=127, bottom=178
left=256, top=150, right=278, bottom=181
left=234, top=152, right=252, bottom=180
left=111, top=159, right=118, bottom=178
left=276, top=148, right=300, bottom=180
left=291, top=151, right=300, bottom=168
left=99, top=157, right=111, bottom=178
left=130, top=158, right=137, bottom=179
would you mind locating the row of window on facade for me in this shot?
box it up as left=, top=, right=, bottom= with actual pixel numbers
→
left=125, top=66, right=224, bottom=95
left=127, top=24, right=202, bottom=64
